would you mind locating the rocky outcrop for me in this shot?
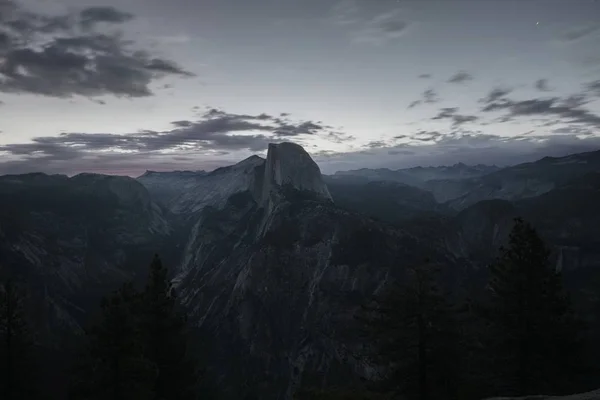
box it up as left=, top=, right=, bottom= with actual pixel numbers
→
left=261, top=142, right=332, bottom=205
left=138, top=142, right=332, bottom=216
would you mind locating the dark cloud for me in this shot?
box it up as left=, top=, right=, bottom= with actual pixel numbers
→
left=171, top=120, right=193, bottom=127
left=79, top=7, right=134, bottom=29
left=366, top=140, right=387, bottom=148
left=423, top=88, right=439, bottom=104
left=447, top=71, right=473, bottom=84
left=407, top=88, right=440, bottom=108
left=144, top=58, right=194, bottom=76
left=481, top=96, right=600, bottom=128
left=431, top=107, right=479, bottom=127
left=534, top=79, right=551, bottom=92
left=0, top=2, right=193, bottom=99
left=560, top=94, right=589, bottom=108
left=480, top=87, right=513, bottom=104
left=561, top=24, right=600, bottom=42
left=412, top=130, right=443, bottom=142
left=0, top=109, right=348, bottom=175
left=586, top=80, right=600, bottom=97
left=418, top=73, right=432, bottom=79
left=407, top=100, right=421, bottom=109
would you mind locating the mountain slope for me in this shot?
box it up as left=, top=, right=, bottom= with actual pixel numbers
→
left=332, top=162, right=499, bottom=187
left=174, top=188, right=457, bottom=399
left=141, top=142, right=458, bottom=398
left=324, top=178, right=451, bottom=223
left=440, top=150, right=600, bottom=209
left=0, top=173, right=172, bottom=343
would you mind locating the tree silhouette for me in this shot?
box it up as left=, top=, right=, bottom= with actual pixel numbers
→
left=139, top=254, right=200, bottom=400
left=0, top=279, right=35, bottom=400
left=355, top=261, right=462, bottom=400
left=70, top=282, right=155, bottom=400
left=487, top=217, right=583, bottom=396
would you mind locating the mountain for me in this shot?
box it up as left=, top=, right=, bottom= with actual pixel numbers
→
left=331, top=150, right=600, bottom=211
left=0, top=173, right=172, bottom=344
left=324, top=177, right=451, bottom=223
left=140, top=142, right=456, bottom=397
left=2, top=143, right=600, bottom=399
left=138, top=156, right=263, bottom=215
left=433, top=150, right=600, bottom=209
left=331, top=162, right=500, bottom=187
left=0, top=142, right=456, bottom=399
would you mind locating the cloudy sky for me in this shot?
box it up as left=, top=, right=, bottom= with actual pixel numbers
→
left=1, top=0, right=599, bottom=175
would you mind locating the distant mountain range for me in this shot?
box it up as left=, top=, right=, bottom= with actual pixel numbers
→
left=331, top=162, right=500, bottom=187
left=1, top=144, right=600, bottom=399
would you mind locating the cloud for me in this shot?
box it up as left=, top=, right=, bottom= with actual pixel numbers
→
left=423, top=88, right=439, bottom=104
left=0, top=2, right=193, bottom=99
left=347, top=7, right=411, bottom=45
left=407, top=100, right=421, bottom=109
left=586, top=80, right=600, bottom=97
left=481, top=95, right=600, bottom=128
left=534, top=79, right=551, bottom=92
left=79, top=6, right=134, bottom=29
left=406, top=88, right=440, bottom=109
left=447, top=71, right=473, bottom=84
left=480, top=87, right=513, bottom=104
left=418, top=73, right=432, bottom=79
left=561, top=94, right=589, bottom=108
left=431, top=107, right=479, bottom=127
left=0, top=109, right=350, bottom=175
left=561, top=23, right=600, bottom=42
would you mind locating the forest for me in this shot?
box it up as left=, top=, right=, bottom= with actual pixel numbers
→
left=1, top=218, right=597, bottom=400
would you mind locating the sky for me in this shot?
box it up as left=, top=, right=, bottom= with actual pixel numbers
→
left=1, top=0, right=600, bottom=176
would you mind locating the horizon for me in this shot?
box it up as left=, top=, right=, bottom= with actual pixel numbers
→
left=1, top=143, right=597, bottom=179
left=1, top=0, right=600, bottom=176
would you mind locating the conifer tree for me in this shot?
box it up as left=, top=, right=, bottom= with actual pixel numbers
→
left=0, top=279, right=35, bottom=400
left=139, top=254, right=199, bottom=400
left=70, top=282, right=155, bottom=400
left=486, top=217, right=582, bottom=396
left=355, top=261, right=462, bottom=400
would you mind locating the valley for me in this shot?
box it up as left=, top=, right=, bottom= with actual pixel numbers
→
left=1, top=143, right=600, bottom=399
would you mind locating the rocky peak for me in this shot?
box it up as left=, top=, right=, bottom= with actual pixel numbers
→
left=260, top=142, right=332, bottom=205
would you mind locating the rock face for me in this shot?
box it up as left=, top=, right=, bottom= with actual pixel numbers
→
left=138, top=156, right=264, bottom=214
left=261, top=142, right=332, bottom=205
left=172, top=187, right=454, bottom=399
left=138, top=143, right=332, bottom=216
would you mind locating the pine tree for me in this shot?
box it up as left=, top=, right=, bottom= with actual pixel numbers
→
left=139, top=254, right=199, bottom=400
left=486, top=217, right=583, bottom=396
left=355, top=261, right=462, bottom=400
left=0, top=279, right=35, bottom=400
left=70, top=282, right=155, bottom=400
